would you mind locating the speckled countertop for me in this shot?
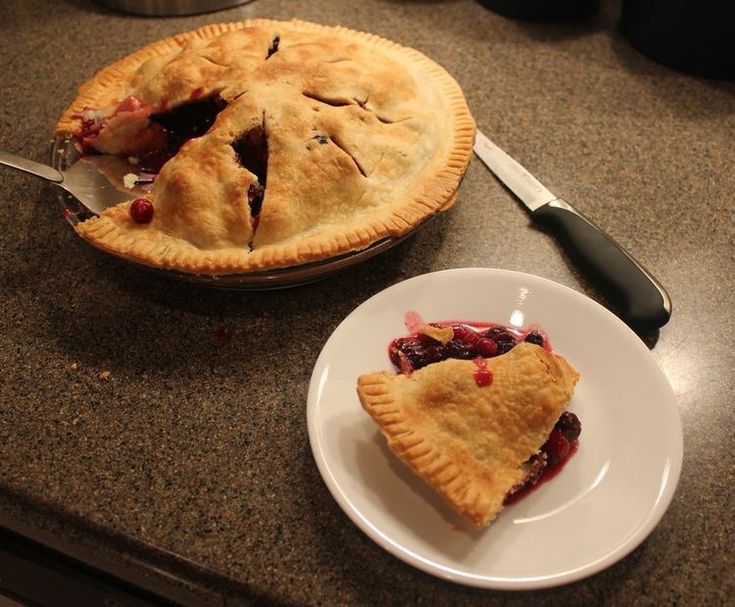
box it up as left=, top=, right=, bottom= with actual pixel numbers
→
left=0, top=0, right=733, bottom=605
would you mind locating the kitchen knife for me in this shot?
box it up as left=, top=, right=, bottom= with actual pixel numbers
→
left=473, top=129, right=671, bottom=331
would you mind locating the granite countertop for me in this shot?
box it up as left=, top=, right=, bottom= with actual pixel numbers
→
left=1, top=0, right=733, bottom=605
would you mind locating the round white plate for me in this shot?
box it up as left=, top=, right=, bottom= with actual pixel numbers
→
left=307, top=268, right=682, bottom=590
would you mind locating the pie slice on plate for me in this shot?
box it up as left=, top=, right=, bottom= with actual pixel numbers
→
left=56, top=19, right=475, bottom=275
left=357, top=342, right=580, bottom=527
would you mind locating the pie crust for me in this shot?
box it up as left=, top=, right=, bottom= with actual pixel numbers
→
left=357, top=342, right=580, bottom=527
left=56, top=19, right=475, bottom=275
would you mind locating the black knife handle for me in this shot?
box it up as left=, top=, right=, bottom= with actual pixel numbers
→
left=532, top=199, right=671, bottom=331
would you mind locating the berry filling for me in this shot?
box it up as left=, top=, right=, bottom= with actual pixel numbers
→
left=266, top=35, right=280, bottom=59
left=141, top=94, right=226, bottom=172
left=232, top=124, right=269, bottom=230
left=388, top=321, right=551, bottom=374
left=73, top=93, right=274, bottom=231
left=73, top=93, right=227, bottom=173
left=504, top=411, right=581, bottom=504
left=74, top=95, right=151, bottom=152
left=388, top=319, right=580, bottom=504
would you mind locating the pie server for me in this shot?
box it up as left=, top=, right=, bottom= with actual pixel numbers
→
left=0, top=149, right=136, bottom=216
left=473, top=129, right=671, bottom=331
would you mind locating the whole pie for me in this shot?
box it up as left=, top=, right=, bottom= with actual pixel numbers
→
left=357, top=325, right=580, bottom=528
left=55, top=19, right=475, bottom=275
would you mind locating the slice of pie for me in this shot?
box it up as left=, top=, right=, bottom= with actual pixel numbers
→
left=357, top=342, right=579, bottom=527
left=55, top=19, right=475, bottom=275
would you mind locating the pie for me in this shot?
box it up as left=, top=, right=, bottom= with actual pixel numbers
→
left=357, top=324, right=580, bottom=528
left=55, top=19, right=475, bottom=275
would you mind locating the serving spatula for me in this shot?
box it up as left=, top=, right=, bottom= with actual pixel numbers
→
left=0, top=150, right=137, bottom=215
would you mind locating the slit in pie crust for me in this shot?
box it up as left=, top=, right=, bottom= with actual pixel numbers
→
left=56, top=19, right=475, bottom=275
left=357, top=342, right=580, bottom=528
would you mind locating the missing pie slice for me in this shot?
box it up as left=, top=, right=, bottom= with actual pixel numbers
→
left=357, top=342, right=580, bottom=528
left=55, top=19, right=475, bottom=275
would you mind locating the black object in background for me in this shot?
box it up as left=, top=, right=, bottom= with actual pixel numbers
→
left=476, top=0, right=601, bottom=22
left=619, top=0, right=735, bottom=79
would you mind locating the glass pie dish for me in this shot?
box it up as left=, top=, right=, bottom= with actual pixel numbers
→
left=51, top=135, right=432, bottom=290
left=50, top=20, right=474, bottom=289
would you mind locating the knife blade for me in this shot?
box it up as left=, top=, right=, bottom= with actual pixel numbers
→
left=473, top=129, right=671, bottom=331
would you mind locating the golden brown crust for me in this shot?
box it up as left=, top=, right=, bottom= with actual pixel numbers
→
left=357, top=343, right=580, bottom=528
left=57, top=19, right=475, bottom=275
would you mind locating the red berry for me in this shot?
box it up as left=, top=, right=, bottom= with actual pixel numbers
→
left=544, top=428, right=570, bottom=466
left=475, top=337, right=498, bottom=357
left=451, top=324, right=479, bottom=346
left=130, top=198, right=154, bottom=223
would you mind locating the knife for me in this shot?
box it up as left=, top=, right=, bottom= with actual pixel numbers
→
left=473, top=129, right=671, bottom=331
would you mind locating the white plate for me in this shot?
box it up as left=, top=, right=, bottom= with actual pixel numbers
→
left=307, top=268, right=682, bottom=590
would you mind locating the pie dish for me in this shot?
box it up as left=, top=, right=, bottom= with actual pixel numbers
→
left=55, top=19, right=475, bottom=275
left=358, top=340, right=579, bottom=527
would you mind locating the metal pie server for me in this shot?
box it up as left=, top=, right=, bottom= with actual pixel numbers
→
left=473, top=129, right=671, bottom=331
left=0, top=150, right=137, bottom=216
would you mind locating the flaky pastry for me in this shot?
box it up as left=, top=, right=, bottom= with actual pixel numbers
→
left=56, top=19, right=475, bottom=275
left=357, top=342, right=579, bottom=527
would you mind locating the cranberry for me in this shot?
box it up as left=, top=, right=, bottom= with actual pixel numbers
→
left=524, top=331, right=545, bottom=347
left=450, top=324, right=480, bottom=346
left=130, top=198, right=154, bottom=223
left=543, top=429, right=571, bottom=466
left=475, top=337, right=498, bottom=358
left=555, top=411, right=582, bottom=442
